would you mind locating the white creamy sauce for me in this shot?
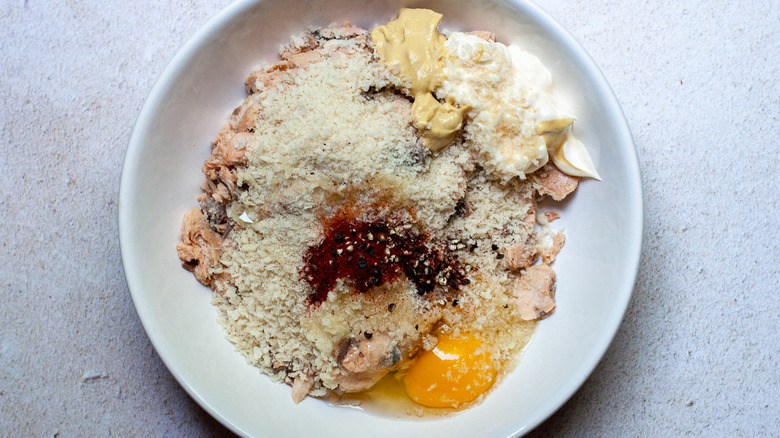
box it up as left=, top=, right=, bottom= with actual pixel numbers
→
left=438, top=32, right=599, bottom=180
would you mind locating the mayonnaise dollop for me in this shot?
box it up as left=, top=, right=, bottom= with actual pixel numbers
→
left=438, top=32, right=600, bottom=180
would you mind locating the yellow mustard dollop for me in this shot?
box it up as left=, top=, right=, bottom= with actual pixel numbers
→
left=371, top=8, right=466, bottom=151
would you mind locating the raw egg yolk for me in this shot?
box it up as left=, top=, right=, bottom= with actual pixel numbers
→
left=403, top=333, right=496, bottom=408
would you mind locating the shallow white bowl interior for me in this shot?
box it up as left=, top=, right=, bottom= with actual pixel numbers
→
left=119, top=0, right=642, bottom=436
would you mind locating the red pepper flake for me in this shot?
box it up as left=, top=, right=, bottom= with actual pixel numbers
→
left=302, top=212, right=468, bottom=304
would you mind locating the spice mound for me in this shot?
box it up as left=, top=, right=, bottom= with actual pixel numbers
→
left=303, top=211, right=469, bottom=303
left=176, top=9, right=597, bottom=411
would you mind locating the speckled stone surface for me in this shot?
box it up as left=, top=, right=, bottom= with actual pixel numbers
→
left=1, top=0, right=778, bottom=436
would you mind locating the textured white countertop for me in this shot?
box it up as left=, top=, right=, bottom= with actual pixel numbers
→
left=2, top=0, right=778, bottom=436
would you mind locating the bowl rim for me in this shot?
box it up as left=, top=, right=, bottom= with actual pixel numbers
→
left=119, top=0, right=262, bottom=435
left=118, top=0, right=643, bottom=436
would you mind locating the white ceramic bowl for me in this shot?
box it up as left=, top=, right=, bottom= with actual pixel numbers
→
left=119, top=0, right=642, bottom=436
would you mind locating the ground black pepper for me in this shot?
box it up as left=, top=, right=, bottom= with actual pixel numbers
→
left=302, top=211, right=469, bottom=304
